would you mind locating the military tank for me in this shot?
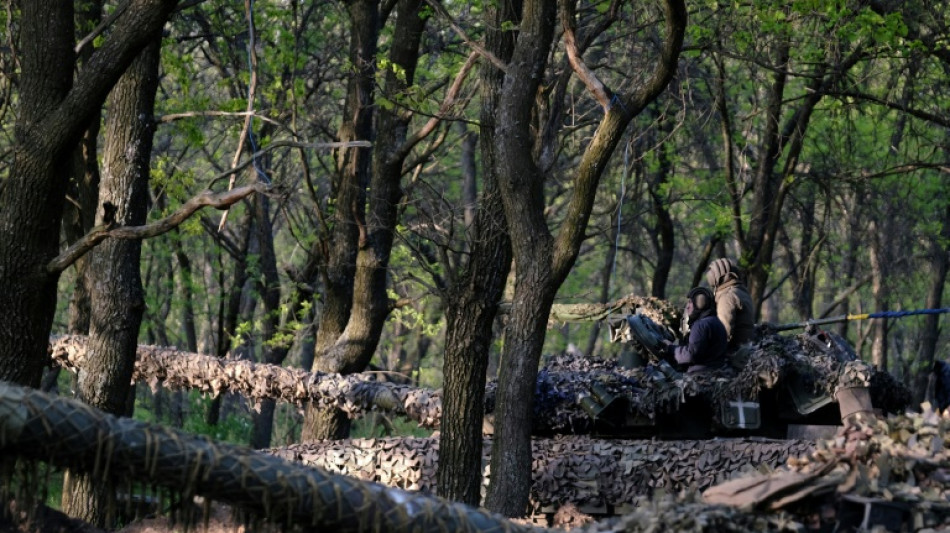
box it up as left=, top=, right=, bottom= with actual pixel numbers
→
left=484, top=300, right=912, bottom=440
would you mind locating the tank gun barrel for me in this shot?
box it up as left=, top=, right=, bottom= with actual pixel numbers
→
left=765, top=307, right=950, bottom=332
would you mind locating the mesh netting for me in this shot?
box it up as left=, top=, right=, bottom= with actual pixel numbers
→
left=0, top=382, right=533, bottom=533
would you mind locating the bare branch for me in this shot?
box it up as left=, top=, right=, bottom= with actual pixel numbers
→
left=829, top=90, right=950, bottom=129
left=560, top=0, right=613, bottom=110
left=217, top=0, right=262, bottom=231
left=48, top=183, right=268, bottom=274
left=394, top=51, right=478, bottom=163
left=74, top=0, right=131, bottom=55
left=616, top=0, right=687, bottom=115
left=423, top=0, right=509, bottom=73
left=157, top=110, right=284, bottom=128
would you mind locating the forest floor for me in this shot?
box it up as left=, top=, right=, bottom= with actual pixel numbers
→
left=2, top=500, right=593, bottom=532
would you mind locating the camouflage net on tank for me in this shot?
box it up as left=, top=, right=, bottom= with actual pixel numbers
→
left=272, top=434, right=814, bottom=519
left=562, top=406, right=950, bottom=532
left=0, top=382, right=534, bottom=533
left=500, top=327, right=913, bottom=434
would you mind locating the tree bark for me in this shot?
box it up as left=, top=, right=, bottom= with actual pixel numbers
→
left=250, top=192, right=290, bottom=449
left=62, top=38, right=160, bottom=526
left=302, top=0, right=378, bottom=441
left=436, top=0, right=517, bottom=504
left=868, top=217, right=889, bottom=371
left=42, top=0, right=104, bottom=394
left=0, top=0, right=179, bottom=387
left=916, top=194, right=950, bottom=402
left=483, top=0, right=685, bottom=516
left=207, top=216, right=253, bottom=427
left=305, top=0, right=433, bottom=442
left=649, top=115, right=675, bottom=299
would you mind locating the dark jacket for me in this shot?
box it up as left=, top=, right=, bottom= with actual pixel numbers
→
left=673, top=315, right=728, bottom=373
left=706, top=263, right=756, bottom=349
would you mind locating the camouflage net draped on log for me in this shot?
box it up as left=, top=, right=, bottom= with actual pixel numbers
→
left=49, top=335, right=442, bottom=427
left=0, top=382, right=534, bottom=533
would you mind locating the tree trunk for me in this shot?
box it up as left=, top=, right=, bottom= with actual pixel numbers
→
left=649, top=115, right=675, bottom=299
left=437, top=0, right=517, bottom=504
left=207, top=216, right=253, bottom=426
left=868, top=218, right=888, bottom=370
left=305, top=0, right=430, bottom=442
left=302, top=0, right=378, bottom=441
left=62, top=38, right=160, bottom=526
left=481, top=3, right=558, bottom=517
left=173, top=233, right=199, bottom=352
left=0, top=0, right=179, bottom=386
left=250, top=192, right=289, bottom=449
left=483, top=0, right=685, bottom=516
left=916, top=196, right=950, bottom=402
left=585, top=213, right=619, bottom=357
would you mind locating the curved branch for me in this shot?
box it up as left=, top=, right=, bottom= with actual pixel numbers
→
left=393, top=51, right=478, bottom=163
left=47, top=183, right=268, bottom=273
left=559, top=0, right=613, bottom=110
left=616, top=0, right=687, bottom=115
left=422, top=0, right=509, bottom=73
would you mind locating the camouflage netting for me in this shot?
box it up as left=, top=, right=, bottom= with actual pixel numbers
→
left=51, top=322, right=911, bottom=439
left=272, top=435, right=814, bottom=518
left=494, top=327, right=913, bottom=434
left=0, top=382, right=534, bottom=533
left=547, top=295, right=681, bottom=329
left=49, top=335, right=442, bottom=427
left=559, top=408, right=950, bottom=532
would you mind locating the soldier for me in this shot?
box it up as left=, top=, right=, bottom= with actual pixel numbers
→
left=663, top=287, right=728, bottom=373
left=706, top=258, right=756, bottom=351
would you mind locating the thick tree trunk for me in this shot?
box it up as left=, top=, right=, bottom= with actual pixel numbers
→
left=437, top=0, right=516, bottom=503
left=483, top=0, right=686, bottom=516
left=483, top=0, right=558, bottom=517
left=62, top=39, right=160, bottom=526
left=302, top=0, right=378, bottom=441
left=305, top=0, right=430, bottom=442
left=0, top=0, right=76, bottom=387
left=0, top=0, right=179, bottom=385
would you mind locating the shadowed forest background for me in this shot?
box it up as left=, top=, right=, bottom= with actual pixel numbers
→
left=0, top=0, right=948, bottom=527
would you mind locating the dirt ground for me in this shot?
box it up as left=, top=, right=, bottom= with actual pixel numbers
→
left=3, top=500, right=591, bottom=532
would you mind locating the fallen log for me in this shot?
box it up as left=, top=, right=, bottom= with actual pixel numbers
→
left=0, top=381, right=534, bottom=533
left=49, top=334, right=442, bottom=427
